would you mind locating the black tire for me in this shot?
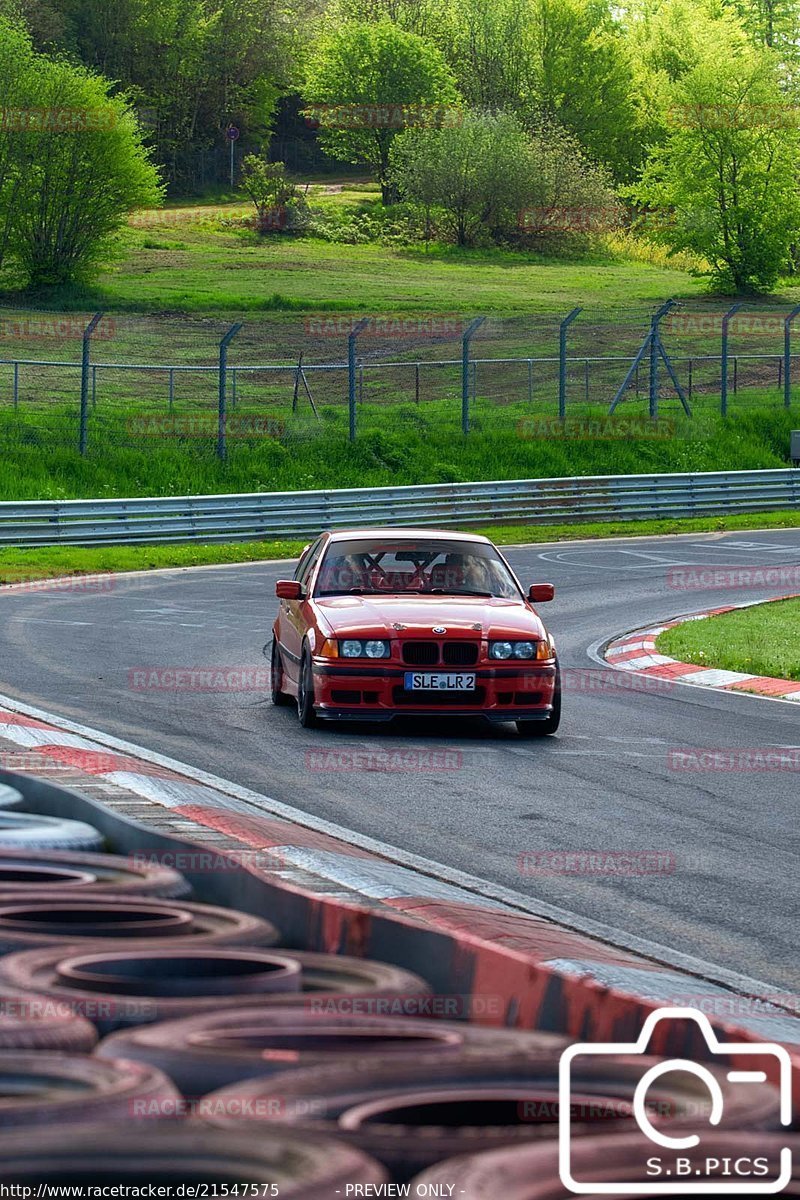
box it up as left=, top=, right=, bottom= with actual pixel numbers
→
left=0, top=849, right=190, bottom=899
left=0, top=786, right=23, bottom=811
left=0, top=1052, right=179, bottom=1128
left=0, top=947, right=430, bottom=1035
left=270, top=638, right=293, bottom=706
left=198, top=1048, right=782, bottom=1181
left=0, top=813, right=104, bottom=853
left=0, top=893, right=280, bottom=954
left=96, top=1009, right=566, bottom=1099
left=517, top=661, right=561, bottom=738
left=297, top=646, right=317, bottom=728
left=0, top=1124, right=388, bottom=1191
left=0, top=989, right=97, bottom=1051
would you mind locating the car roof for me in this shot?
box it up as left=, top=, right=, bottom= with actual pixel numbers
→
left=326, top=528, right=493, bottom=545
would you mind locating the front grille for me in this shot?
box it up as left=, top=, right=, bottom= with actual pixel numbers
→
left=393, top=686, right=486, bottom=707
left=402, top=641, right=439, bottom=665
left=443, top=642, right=479, bottom=666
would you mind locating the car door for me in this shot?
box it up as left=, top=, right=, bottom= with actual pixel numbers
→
left=278, top=537, right=324, bottom=686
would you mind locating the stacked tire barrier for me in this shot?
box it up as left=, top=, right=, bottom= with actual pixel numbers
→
left=0, top=776, right=789, bottom=1196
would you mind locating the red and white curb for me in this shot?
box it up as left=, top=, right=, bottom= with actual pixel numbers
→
left=604, top=594, right=800, bottom=702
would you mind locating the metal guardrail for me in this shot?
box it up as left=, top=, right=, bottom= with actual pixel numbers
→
left=1, top=468, right=798, bottom=547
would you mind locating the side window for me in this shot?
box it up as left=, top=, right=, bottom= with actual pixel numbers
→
left=294, top=538, right=323, bottom=590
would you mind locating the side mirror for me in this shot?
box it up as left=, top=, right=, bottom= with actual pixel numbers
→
left=528, top=583, right=555, bottom=603
left=276, top=580, right=303, bottom=601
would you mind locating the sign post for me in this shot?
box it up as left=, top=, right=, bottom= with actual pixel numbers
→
left=225, top=124, right=240, bottom=187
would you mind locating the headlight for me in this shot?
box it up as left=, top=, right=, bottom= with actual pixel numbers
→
left=490, top=640, right=541, bottom=660
left=340, top=639, right=390, bottom=659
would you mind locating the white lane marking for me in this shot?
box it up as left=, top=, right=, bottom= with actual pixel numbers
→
left=270, top=847, right=506, bottom=905
left=104, top=772, right=243, bottom=811
left=614, top=654, right=674, bottom=670
left=537, top=550, right=693, bottom=570
left=0, top=689, right=789, bottom=1005
left=13, top=618, right=93, bottom=626
left=0, top=725, right=107, bottom=751
left=678, top=669, right=757, bottom=687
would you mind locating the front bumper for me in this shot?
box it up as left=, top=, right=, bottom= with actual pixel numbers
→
left=311, top=660, right=557, bottom=722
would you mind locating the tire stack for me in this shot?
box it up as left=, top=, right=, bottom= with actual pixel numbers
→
left=0, top=785, right=788, bottom=1195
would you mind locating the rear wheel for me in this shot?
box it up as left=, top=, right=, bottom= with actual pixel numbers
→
left=270, top=639, right=292, bottom=707
left=297, top=647, right=318, bottom=728
left=517, top=661, right=561, bottom=738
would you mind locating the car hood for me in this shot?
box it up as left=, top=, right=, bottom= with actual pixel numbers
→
left=314, top=594, right=547, bottom=640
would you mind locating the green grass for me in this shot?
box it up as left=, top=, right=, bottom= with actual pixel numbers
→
left=3, top=509, right=800, bottom=585
left=0, top=405, right=794, bottom=500
left=1, top=190, right=710, bottom=315
left=656, top=597, right=800, bottom=682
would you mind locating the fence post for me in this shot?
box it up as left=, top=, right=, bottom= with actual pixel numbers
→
left=217, top=322, right=242, bottom=462
left=462, top=317, right=485, bottom=433
left=12, top=362, right=18, bottom=411
left=348, top=318, right=369, bottom=442
left=649, top=299, right=676, bottom=420
left=79, top=313, right=104, bottom=455
left=720, top=303, right=742, bottom=417
left=559, top=308, right=581, bottom=420
left=784, top=306, right=800, bottom=408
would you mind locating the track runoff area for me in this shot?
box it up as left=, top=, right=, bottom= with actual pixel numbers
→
left=0, top=530, right=796, bottom=1195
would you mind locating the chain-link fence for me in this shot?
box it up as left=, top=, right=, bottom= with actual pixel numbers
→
left=0, top=302, right=797, bottom=461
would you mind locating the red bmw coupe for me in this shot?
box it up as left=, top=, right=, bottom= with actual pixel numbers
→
left=271, top=529, right=560, bottom=736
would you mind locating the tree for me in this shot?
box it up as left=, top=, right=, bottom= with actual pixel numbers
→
left=5, top=53, right=162, bottom=284
left=629, top=44, right=800, bottom=292
left=303, top=19, right=459, bottom=201
left=391, top=108, right=617, bottom=246
left=390, top=110, right=530, bottom=245
left=240, top=156, right=302, bottom=231
left=0, top=17, right=35, bottom=271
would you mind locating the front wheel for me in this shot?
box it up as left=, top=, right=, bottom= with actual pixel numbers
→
left=297, top=647, right=318, bottom=728
left=517, top=662, right=561, bottom=738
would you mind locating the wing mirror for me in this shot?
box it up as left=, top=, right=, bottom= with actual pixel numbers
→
left=528, top=583, right=555, bottom=603
left=276, top=580, right=304, bottom=600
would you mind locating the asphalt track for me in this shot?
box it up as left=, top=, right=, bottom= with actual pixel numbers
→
left=0, top=528, right=797, bottom=994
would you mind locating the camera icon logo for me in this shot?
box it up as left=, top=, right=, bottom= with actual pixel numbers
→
left=558, top=1006, right=793, bottom=1194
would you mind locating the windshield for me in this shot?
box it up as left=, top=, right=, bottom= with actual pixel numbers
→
left=314, top=539, right=521, bottom=599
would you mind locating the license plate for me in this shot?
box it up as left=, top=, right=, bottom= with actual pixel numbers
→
left=404, top=672, right=476, bottom=691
